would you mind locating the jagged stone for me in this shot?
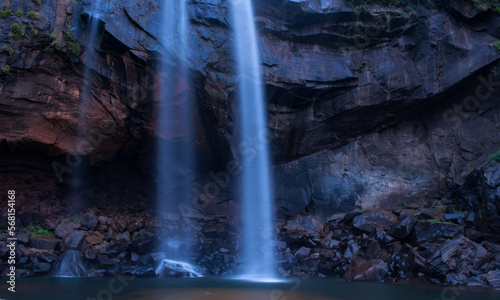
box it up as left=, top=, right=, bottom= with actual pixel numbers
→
left=81, top=213, right=98, bottom=230
left=353, top=212, right=397, bottom=233
left=64, top=231, right=86, bottom=250
left=344, top=258, right=388, bottom=281
left=427, top=236, right=494, bottom=285
left=391, top=216, right=417, bottom=239
left=413, top=222, right=463, bottom=244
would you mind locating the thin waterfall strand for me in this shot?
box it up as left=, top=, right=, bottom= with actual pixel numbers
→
left=155, top=0, right=195, bottom=263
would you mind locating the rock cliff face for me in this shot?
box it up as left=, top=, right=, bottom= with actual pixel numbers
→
left=1, top=0, right=500, bottom=218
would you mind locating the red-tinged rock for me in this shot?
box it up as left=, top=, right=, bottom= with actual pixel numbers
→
left=55, top=223, right=74, bottom=239
left=344, top=258, right=388, bottom=281
left=86, top=235, right=104, bottom=245
left=29, top=236, right=60, bottom=251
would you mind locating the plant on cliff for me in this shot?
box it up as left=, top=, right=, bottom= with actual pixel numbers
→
left=1, top=65, right=10, bottom=75
left=2, top=44, right=14, bottom=56
left=15, top=9, right=23, bottom=17
left=9, top=23, right=25, bottom=39
left=487, top=149, right=500, bottom=163
left=29, top=225, right=53, bottom=237
left=0, top=6, right=12, bottom=18
left=27, top=11, right=41, bottom=20
left=492, top=41, right=500, bottom=53
left=64, top=31, right=81, bottom=56
left=31, top=0, right=42, bottom=5
left=31, top=28, right=39, bottom=36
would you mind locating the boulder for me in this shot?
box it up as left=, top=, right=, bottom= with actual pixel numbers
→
left=284, top=215, right=324, bottom=242
left=86, top=235, right=104, bottom=245
left=352, top=212, right=397, bottom=233
left=97, top=254, right=114, bottom=267
left=413, top=222, right=463, bottom=244
left=107, top=242, right=128, bottom=254
left=130, top=237, right=157, bottom=254
left=17, top=231, right=30, bottom=244
left=39, top=253, right=58, bottom=264
left=390, top=216, right=417, bottom=239
left=33, top=261, right=51, bottom=275
left=365, top=240, right=382, bottom=260
left=344, top=240, right=361, bottom=260
left=485, top=269, right=500, bottom=288
left=344, top=258, right=388, bottom=281
left=81, top=213, right=98, bottom=230
left=427, top=236, right=493, bottom=285
left=390, top=243, right=416, bottom=280
left=88, top=269, right=107, bottom=277
left=29, top=236, right=60, bottom=251
left=122, top=266, right=156, bottom=278
left=84, top=248, right=96, bottom=261
left=64, top=231, right=86, bottom=250
left=55, top=223, right=74, bottom=239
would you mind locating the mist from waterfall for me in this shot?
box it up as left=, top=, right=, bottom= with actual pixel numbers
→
left=230, top=0, right=277, bottom=280
left=155, top=0, right=196, bottom=263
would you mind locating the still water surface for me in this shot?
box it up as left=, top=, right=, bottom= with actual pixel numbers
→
left=0, top=277, right=499, bottom=300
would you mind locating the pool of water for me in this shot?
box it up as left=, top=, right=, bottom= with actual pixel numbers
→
left=0, top=277, right=499, bottom=300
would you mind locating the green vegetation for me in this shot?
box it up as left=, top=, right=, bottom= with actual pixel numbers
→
left=421, top=218, right=454, bottom=225
left=50, top=33, right=59, bottom=50
left=487, top=149, right=500, bottom=163
left=27, top=11, right=41, bottom=20
left=31, top=28, right=39, bottom=36
left=434, top=205, right=447, bottom=210
left=15, top=9, right=23, bottom=17
left=9, top=23, right=26, bottom=39
left=0, top=65, right=8, bottom=75
left=32, top=0, right=42, bottom=5
left=2, top=44, right=14, bottom=55
left=492, top=41, right=500, bottom=53
left=29, top=225, right=53, bottom=237
left=0, top=6, right=12, bottom=18
left=64, top=31, right=80, bottom=55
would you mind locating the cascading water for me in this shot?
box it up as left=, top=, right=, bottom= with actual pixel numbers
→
left=230, top=0, right=277, bottom=280
left=155, top=0, right=196, bottom=267
left=67, top=1, right=106, bottom=203
left=52, top=250, right=88, bottom=277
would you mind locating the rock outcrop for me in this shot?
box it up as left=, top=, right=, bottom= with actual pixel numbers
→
left=1, top=0, right=500, bottom=236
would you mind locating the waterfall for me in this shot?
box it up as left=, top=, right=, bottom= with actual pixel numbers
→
left=67, top=1, right=106, bottom=196
left=230, top=0, right=277, bottom=280
left=155, top=0, right=196, bottom=264
left=52, top=250, right=88, bottom=277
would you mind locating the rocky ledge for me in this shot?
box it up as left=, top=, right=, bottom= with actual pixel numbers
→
left=2, top=162, right=499, bottom=287
left=1, top=0, right=500, bottom=218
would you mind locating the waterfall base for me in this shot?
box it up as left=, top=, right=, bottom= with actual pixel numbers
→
left=155, top=259, right=203, bottom=278
left=52, top=250, right=88, bottom=277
